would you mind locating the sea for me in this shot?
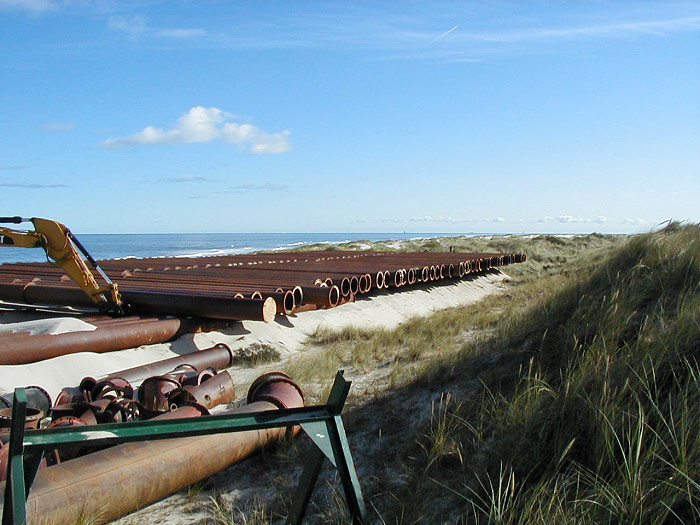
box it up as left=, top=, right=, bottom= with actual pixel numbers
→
left=0, top=232, right=489, bottom=265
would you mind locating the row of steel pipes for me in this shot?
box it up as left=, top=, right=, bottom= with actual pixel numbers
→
left=0, top=250, right=526, bottom=321
left=0, top=344, right=305, bottom=524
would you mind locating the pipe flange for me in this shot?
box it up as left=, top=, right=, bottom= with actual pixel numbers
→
left=247, top=371, right=304, bottom=409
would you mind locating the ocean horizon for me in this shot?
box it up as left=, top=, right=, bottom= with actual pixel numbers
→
left=0, top=232, right=504, bottom=265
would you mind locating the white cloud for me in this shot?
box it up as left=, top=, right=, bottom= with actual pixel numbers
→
left=107, top=15, right=146, bottom=34
left=492, top=217, right=506, bottom=223
left=100, top=107, right=291, bottom=154
left=537, top=215, right=609, bottom=224
left=0, top=182, right=68, bottom=188
left=42, top=122, right=75, bottom=131
left=226, top=183, right=287, bottom=192
left=408, top=215, right=469, bottom=223
left=623, top=217, right=646, bottom=225
left=0, top=0, right=51, bottom=12
left=158, top=176, right=215, bottom=183
left=157, top=28, right=207, bottom=39
left=108, top=14, right=206, bottom=40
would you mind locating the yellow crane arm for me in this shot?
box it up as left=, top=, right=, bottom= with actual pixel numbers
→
left=0, top=216, right=123, bottom=314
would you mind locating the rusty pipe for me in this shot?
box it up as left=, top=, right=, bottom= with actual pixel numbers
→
left=0, top=373, right=304, bottom=525
left=168, top=370, right=236, bottom=410
left=76, top=343, right=234, bottom=396
left=300, top=285, right=340, bottom=308
left=0, top=284, right=277, bottom=323
left=0, top=317, right=225, bottom=366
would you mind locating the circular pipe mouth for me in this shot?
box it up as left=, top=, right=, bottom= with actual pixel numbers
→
left=393, top=271, right=402, bottom=287
left=283, top=290, right=295, bottom=314
left=429, top=266, right=437, bottom=281
left=293, top=286, right=303, bottom=306
left=383, top=271, right=390, bottom=288
left=357, top=274, right=367, bottom=294
left=439, top=264, right=446, bottom=279
left=324, top=277, right=333, bottom=287
left=400, top=269, right=407, bottom=286
left=421, top=266, right=430, bottom=282
left=250, top=291, right=263, bottom=300
left=0, top=407, right=43, bottom=429
left=340, top=278, right=351, bottom=297
left=361, top=274, right=372, bottom=293
left=458, top=262, right=465, bottom=277
left=329, top=285, right=340, bottom=307
left=349, top=276, right=359, bottom=295
left=407, top=268, right=416, bottom=285
left=375, top=272, right=385, bottom=289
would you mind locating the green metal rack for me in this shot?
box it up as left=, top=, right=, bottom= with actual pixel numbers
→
left=1, top=370, right=366, bottom=525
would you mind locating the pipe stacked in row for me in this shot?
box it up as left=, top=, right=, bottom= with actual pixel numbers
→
left=0, top=250, right=525, bottom=321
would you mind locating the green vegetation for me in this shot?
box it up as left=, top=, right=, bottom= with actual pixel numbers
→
left=211, top=227, right=700, bottom=524
left=231, top=343, right=281, bottom=367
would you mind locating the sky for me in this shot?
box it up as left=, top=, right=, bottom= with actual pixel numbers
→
left=1, top=1, right=699, bottom=234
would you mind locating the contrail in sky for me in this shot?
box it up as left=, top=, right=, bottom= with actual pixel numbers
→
left=427, top=25, right=459, bottom=46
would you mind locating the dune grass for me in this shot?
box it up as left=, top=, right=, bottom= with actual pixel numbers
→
left=274, top=225, right=700, bottom=524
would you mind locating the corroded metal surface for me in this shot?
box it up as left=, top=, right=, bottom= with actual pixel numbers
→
left=0, top=250, right=525, bottom=320
left=0, top=373, right=304, bottom=525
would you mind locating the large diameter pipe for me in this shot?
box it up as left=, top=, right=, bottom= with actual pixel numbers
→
left=0, top=373, right=304, bottom=525
left=300, top=285, right=340, bottom=308
left=0, top=284, right=277, bottom=323
left=0, top=317, right=226, bottom=366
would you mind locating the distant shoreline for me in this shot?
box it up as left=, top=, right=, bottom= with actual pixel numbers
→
left=0, top=231, right=627, bottom=265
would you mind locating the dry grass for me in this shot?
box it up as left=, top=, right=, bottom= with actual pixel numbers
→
left=274, top=225, right=699, bottom=524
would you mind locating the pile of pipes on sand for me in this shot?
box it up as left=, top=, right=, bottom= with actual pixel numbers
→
left=0, top=250, right=526, bottom=321
left=0, top=343, right=305, bottom=525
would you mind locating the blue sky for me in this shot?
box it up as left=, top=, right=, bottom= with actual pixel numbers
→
left=1, top=1, right=698, bottom=234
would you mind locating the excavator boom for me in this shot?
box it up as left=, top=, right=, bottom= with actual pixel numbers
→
left=0, top=216, right=123, bottom=315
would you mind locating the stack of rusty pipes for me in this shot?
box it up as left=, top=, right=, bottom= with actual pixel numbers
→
left=0, top=344, right=238, bottom=470
left=0, top=250, right=525, bottom=320
left=0, top=365, right=304, bottom=525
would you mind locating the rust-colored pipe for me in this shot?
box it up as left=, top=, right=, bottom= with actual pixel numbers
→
left=0, top=284, right=277, bottom=323
left=168, top=370, right=236, bottom=410
left=0, top=373, right=304, bottom=525
left=300, top=285, right=340, bottom=308
left=77, top=343, right=234, bottom=395
left=0, top=317, right=226, bottom=366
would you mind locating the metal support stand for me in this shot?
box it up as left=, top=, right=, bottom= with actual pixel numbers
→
left=1, top=370, right=365, bottom=525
